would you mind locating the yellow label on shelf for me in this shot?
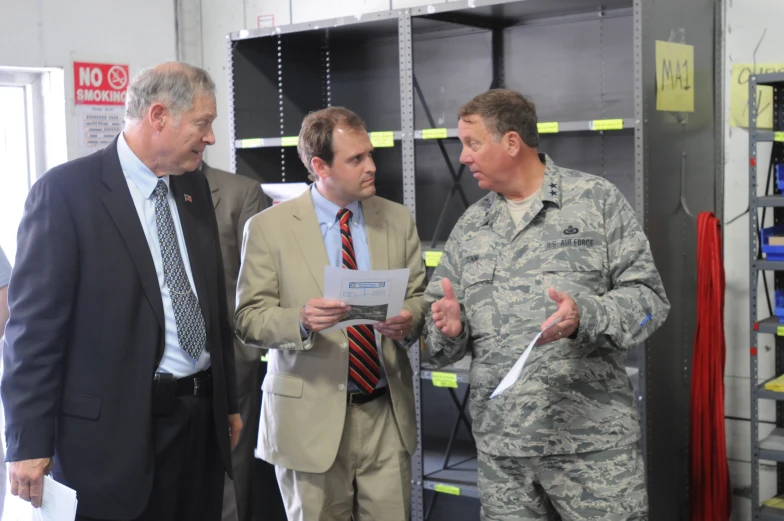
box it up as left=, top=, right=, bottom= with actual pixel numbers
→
left=240, top=138, right=263, bottom=148
left=655, top=41, right=695, bottom=112
left=260, top=354, right=269, bottom=363
left=370, top=131, right=395, bottom=148
left=775, top=132, right=784, bottom=142
left=537, top=122, right=559, bottom=134
left=777, top=326, right=784, bottom=336
left=592, top=119, right=624, bottom=131
left=425, top=251, right=443, bottom=268
left=422, top=128, right=448, bottom=139
left=763, top=496, right=784, bottom=509
left=431, top=372, right=458, bottom=388
left=281, top=136, right=299, bottom=147
left=434, top=484, right=461, bottom=496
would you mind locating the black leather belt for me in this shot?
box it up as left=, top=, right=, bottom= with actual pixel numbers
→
left=154, top=368, right=212, bottom=398
left=347, top=386, right=387, bottom=405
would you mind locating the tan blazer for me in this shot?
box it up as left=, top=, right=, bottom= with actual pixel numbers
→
left=203, top=164, right=266, bottom=392
left=235, top=189, right=426, bottom=473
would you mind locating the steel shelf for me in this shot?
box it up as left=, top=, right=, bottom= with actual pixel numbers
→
left=758, top=197, right=784, bottom=208
left=759, top=380, right=784, bottom=401
left=761, top=506, right=784, bottom=520
left=755, top=317, right=784, bottom=335
left=413, top=119, right=636, bottom=140
left=756, top=260, right=784, bottom=271
left=235, top=131, right=403, bottom=149
left=423, top=446, right=479, bottom=499
left=755, top=73, right=784, bottom=87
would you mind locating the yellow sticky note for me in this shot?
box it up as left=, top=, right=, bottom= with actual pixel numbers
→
left=260, top=354, right=269, bottom=363
left=240, top=138, right=262, bottom=148
left=434, top=484, right=461, bottom=496
left=281, top=136, right=299, bottom=147
left=775, top=132, right=784, bottom=143
left=537, top=122, right=559, bottom=134
left=425, top=251, right=443, bottom=268
left=431, top=372, right=458, bottom=388
left=370, top=131, right=395, bottom=148
left=422, top=128, right=448, bottom=139
left=730, top=63, right=784, bottom=129
left=592, top=119, right=624, bottom=131
left=778, top=326, right=784, bottom=337
left=763, top=496, right=784, bottom=509
left=655, top=41, right=695, bottom=112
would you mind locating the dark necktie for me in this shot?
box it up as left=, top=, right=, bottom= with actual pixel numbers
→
left=154, top=180, right=206, bottom=361
left=338, top=208, right=380, bottom=394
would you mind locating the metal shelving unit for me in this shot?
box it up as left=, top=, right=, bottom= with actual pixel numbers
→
left=750, top=72, right=784, bottom=521
left=226, top=0, right=719, bottom=518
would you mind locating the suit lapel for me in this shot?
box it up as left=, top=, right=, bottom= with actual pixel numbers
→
left=170, top=174, right=212, bottom=329
left=362, top=197, right=388, bottom=270
left=291, top=190, right=330, bottom=293
left=100, top=139, right=165, bottom=331
left=205, top=168, right=221, bottom=209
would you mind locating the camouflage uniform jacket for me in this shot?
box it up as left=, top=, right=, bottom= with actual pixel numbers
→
left=424, top=154, right=670, bottom=458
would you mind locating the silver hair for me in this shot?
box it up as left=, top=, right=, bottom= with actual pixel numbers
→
left=125, top=62, right=215, bottom=123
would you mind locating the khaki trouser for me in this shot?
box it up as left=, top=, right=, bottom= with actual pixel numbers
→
left=276, top=393, right=411, bottom=521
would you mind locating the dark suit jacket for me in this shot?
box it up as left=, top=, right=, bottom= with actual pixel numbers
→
left=1, top=138, right=239, bottom=520
left=203, top=164, right=266, bottom=394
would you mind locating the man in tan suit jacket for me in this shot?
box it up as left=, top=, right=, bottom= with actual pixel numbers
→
left=202, top=162, right=269, bottom=521
left=235, top=107, right=426, bottom=521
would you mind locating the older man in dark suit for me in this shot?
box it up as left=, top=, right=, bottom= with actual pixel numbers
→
left=2, top=62, right=240, bottom=521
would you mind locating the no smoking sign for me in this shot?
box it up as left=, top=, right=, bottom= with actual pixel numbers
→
left=74, top=62, right=129, bottom=106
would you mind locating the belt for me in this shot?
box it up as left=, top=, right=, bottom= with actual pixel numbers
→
left=347, top=386, right=387, bottom=405
left=154, top=368, right=213, bottom=398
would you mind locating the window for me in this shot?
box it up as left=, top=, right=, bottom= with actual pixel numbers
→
left=0, top=68, right=67, bottom=265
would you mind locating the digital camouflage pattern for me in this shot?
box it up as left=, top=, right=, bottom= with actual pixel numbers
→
left=424, top=154, right=670, bottom=458
left=477, top=444, right=648, bottom=520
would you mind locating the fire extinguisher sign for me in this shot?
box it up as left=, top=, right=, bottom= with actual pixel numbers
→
left=74, top=62, right=129, bottom=106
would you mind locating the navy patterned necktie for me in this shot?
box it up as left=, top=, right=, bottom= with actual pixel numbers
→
left=154, top=180, right=206, bottom=361
left=337, top=208, right=380, bottom=395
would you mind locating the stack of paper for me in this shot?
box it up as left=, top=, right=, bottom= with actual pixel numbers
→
left=7, top=476, right=78, bottom=521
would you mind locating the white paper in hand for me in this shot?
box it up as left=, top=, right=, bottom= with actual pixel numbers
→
left=8, top=476, right=78, bottom=521
left=489, top=318, right=562, bottom=399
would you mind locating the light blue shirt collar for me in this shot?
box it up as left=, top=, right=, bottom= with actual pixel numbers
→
left=117, top=131, right=170, bottom=199
left=310, top=184, right=363, bottom=227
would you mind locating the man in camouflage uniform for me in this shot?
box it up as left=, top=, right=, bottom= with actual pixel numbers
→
left=425, top=89, right=670, bottom=521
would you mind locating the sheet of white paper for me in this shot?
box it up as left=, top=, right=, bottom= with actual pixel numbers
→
left=322, top=266, right=410, bottom=333
left=7, top=476, right=78, bottom=521
left=260, top=182, right=309, bottom=205
left=490, top=318, right=562, bottom=399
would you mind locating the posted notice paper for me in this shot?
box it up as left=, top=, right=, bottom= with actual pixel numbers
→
left=322, top=266, right=410, bottom=333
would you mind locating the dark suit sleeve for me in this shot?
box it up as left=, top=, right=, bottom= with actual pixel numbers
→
left=236, top=182, right=265, bottom=252
left=1, top=179, right=78, bottom=462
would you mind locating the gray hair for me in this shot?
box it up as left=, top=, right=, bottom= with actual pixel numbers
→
left=125, top=62, right=215, bottom=123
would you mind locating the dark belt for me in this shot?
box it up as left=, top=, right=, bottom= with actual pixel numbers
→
left=154, top=368, right=213, bottom=398
left=347, top=386, right=387, bottom=405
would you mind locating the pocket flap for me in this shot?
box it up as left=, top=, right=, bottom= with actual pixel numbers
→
left=61, top=392, right=102, bottom=420
left=261, top=373, right=304, bottom=398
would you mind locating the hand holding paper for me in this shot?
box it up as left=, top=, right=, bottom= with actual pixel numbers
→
left=490, top=317, right=562, bottom=399
left=321, top=267, right=410, bottom=333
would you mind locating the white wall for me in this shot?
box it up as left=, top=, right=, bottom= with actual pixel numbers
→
left=0, top=0, right=177, bottom=161
left=723, top=0, right=784, bottom=518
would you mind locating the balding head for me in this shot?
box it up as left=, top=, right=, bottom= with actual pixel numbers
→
left=125, top=62, right=215, bottom=125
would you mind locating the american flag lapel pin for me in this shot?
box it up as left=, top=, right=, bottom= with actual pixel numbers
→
left=184, top=194, right=192, bottom=203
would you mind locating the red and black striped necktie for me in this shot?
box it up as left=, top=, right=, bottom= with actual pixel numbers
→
left=337, top=208, right=380, bottom=395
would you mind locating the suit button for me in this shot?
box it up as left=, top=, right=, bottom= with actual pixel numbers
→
left=338, top=384, right=346, bottom=391
left=341, top=342, right=348, bottom=349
